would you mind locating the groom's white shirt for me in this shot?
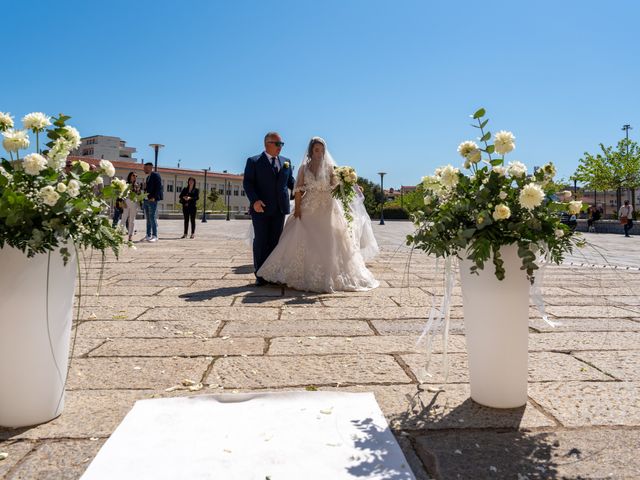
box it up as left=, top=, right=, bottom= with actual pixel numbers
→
left=264, top=151, right=280, bottom=172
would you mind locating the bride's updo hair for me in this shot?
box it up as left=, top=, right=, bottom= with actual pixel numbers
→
left=307, top=137, right=325, bottom=159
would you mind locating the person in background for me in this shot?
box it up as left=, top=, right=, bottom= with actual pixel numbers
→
left=179, top=177, right=199, bottom=238
left=142, top=162, right=163, bottom=242
left=112, top=197, right=124, bottom=228
left=619, top=200, right=634, bottom=237
left=121, top=171, right=141, bottom=241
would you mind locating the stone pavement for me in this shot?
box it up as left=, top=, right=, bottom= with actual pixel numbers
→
left=1, top=220, right=639, bottom=479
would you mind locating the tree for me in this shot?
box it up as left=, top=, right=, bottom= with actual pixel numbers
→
left=357, top=177, right=384, bottom=216
left=574, top=139, right=640, bottom=212
left=196, top=189, right=224, bottom=212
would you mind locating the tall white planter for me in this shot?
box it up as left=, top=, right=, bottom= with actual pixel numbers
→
left=459, top=244, right=529, bottom=408
left=0, top=245, right=77, bottom=427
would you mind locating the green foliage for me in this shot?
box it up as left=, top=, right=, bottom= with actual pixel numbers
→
left=0, top=114, right=127, bottom=262
left=408, top=108, right=583, bottom=283
left=357, top=177, right=383, bottom=216
left=575, top=139, right=640, bottom=193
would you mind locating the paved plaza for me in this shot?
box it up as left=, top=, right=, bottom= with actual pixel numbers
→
left=1, top=220, right=639, bottom=479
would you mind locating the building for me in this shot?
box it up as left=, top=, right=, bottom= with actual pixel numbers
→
left=384, top=186, right=416, bottom=202
left=578, top=188, right=638, bottom=216
left=73, top=135, right=137, bottom=163
left=69, top=157, right=248, bottom=214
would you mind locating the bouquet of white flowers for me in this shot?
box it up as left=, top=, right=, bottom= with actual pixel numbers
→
left=0, top=111, right=128, bottom=262
left=332, top=166, right=358, bottom=225
left=408, top=108, right=584, bottom=283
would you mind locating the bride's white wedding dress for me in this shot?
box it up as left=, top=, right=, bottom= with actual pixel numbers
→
left=257, top=140, right=379, bottom=293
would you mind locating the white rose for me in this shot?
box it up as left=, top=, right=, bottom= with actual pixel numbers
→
left=56, top=182, right=67, bottom=193
left=423, top=195, right=432, bottom=205
left=492, top=166, right=506, bottom=176
left=457, top=140, right=478, bottom=157
left=22, top=112, right=51, bottom=131
left=518, top=183, right=545, bottom=210
left=568, top=200, right=582, bottom=215
left=22, top=153, right=48, bottom=175
left=112, top=177, right=127, bottom=191
left=67, top=179, right=81, bottom=197
left=494, top=130, right=515, bottom=155
left=492, top=204, right=511, bottom=221
left=61, top=126, right=81, bottom=149
left=75, top=160, right=90, bottom=172
left=507, top=161, right=527, bottom=178
left=94, top=176, right=104, bottom=186
left=39, top=185, right=60, bottom=206
left=555, top=229, right=565, bottom=238
left=0, top=112, right=14, bottom=130
left=47, top=137, right=73, bottom=169
left=438, top=164, right=460, bottom=188
left=499, top=191, right=508, bottom=200
left=100, top=159, right=116, bottom=177
left=562, top=190, right=572, bottom=199
left=2, top=129, right=30, bottom=152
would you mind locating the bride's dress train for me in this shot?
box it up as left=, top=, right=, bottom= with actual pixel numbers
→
left=257, top=140, right=378, bottom=293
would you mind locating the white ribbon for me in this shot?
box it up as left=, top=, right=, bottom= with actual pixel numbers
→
left=416, top=255, right=455, bottom=383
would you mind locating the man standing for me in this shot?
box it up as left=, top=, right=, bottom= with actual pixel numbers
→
left=143, top=162, right=163, bottom=242
left=619, top=200, right=634, bottom=237
left=243, top=132, right=295, bottom=285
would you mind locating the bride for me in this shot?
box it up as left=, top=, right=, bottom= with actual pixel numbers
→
left=257, top=137, right=379, bottom=293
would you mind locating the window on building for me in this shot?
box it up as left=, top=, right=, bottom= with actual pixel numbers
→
left=233, top=186, right=239, bottom=196
left=218, top=184, right=224, bottom=194
left=240, top=190, right=245, bottom=197
left=176, top=181, right=183, bottom=191
left=167, top=181, right=174, bottom=193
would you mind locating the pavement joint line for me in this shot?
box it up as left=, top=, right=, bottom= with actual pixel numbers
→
left=200, top=357, right=218, bottom=384
left=392, top=354, right=420, bottom=384
left=81, top=340, right=111, bottom=358
left=213, top=320, right=226, bottom=337
left=263, top=338, right=271, bottom=355
left=366, top=319, right=382, bottom=336
left=527, top=395, right=564, bottom=427
left=570, top=354, right=622, bottom=382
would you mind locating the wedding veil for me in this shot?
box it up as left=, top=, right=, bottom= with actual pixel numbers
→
left=296, top=136, right=337, bottom=187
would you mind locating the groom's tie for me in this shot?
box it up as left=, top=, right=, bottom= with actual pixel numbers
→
left=271, top=156, right=278, bottom=174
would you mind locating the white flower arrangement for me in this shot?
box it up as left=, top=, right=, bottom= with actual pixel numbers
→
left=408, top=108, right=583, bottom=282
left=332, top=165, right=359, bottom=224
left=0, top=111, right=127, bottom=261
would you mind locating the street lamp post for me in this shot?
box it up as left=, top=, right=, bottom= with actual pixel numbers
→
left=201, top=168, right=210, bottom=223
left=226, top=182, right=231, bottom=221
left=622, top=124, right=634, bottom=209
left=378, top=172, right=387, bottom=225
left=148, top=144, right=165, bottom=172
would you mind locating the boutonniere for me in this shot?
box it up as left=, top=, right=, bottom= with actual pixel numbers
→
left=283, top=161, right=290, bottom=169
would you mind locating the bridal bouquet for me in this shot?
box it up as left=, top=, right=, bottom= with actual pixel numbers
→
left=407, top=108, right=583, bottom=282
left=0, top=111, right=128, bottom=262
left=333, top=165, right=358, bottom=224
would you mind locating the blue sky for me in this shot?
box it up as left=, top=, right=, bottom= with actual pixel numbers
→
left=4, top=0, right=639, bottom=188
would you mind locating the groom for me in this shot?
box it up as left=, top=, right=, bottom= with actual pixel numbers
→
left=243, top=132, right=295, bottom=286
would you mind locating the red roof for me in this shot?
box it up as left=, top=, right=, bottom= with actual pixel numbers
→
left=68, top=156, right=243, bottom=179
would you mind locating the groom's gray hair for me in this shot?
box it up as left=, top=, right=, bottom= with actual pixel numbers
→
left=264, top=131, right=280, bottom=142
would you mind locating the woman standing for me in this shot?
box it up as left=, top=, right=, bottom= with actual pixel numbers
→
left=179, top=177, right=199, bottom=238
left=121, top=171, right=141, bottom=241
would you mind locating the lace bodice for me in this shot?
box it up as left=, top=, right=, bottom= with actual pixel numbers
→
left=294, top=165, right=339, bottom=214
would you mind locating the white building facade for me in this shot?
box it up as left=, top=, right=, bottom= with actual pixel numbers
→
left=73, top=135, right=137, bottom=163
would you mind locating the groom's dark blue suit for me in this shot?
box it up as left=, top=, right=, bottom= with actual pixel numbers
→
left=243, top=153, right=295, bottom=278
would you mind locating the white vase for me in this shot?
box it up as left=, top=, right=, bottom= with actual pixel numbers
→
left=0, top=245, right=77, bottom=427
left=459, top=244, right=529, bottom=408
